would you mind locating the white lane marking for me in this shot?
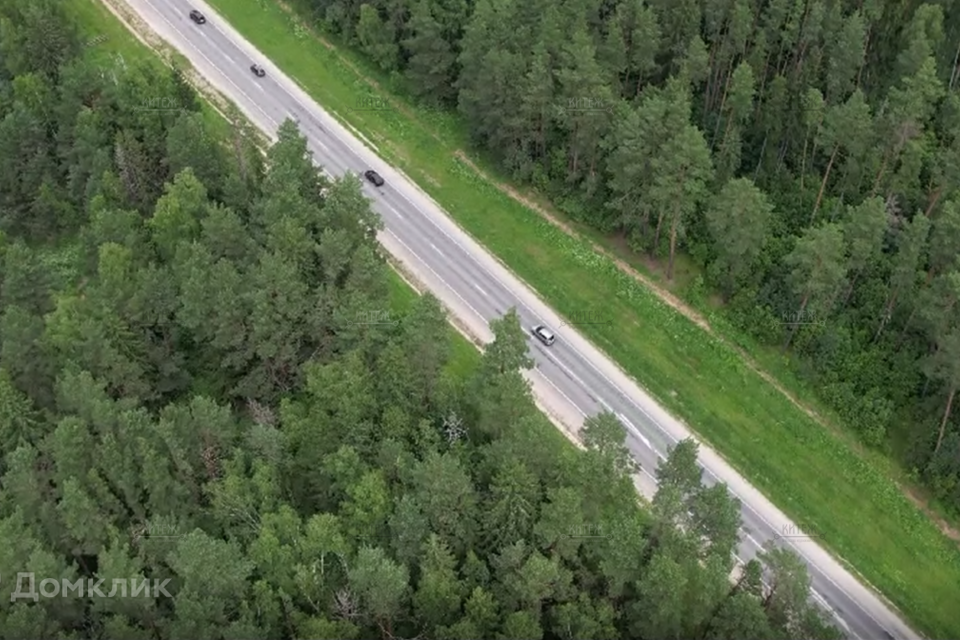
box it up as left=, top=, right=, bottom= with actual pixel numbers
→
left=618, top=412, right=653, bottom=451
left=373, top=196, right=403, bottom=221
left=204, top=16, right=358, bottom=176
left=429, top=242, right=444, bottom=257
left=813, top=589, right=853, bottom=633
left=383, top=229, right=594, bottom=440
left=141, top=0, right=279, bottom=134
left=639, top=466, right=657, bottom=484
left=727, top=554, right=859, bottom=640
left=156, top=23, right=858, bottom=610
left=541, top=351, right=677, bottom=454
left=152, top=4, right=883, bottom=635
left=382, top=231, right=484, bottom=333
left=473, top=283, right=488, bottom=297
left=376, top=181, right=697, bottom=460
left=181, top=8, right=340, bottom=176
left=308, top=140, right=345, bottom=175
left=415, top=270, right=878, bottom=633
left=384, top=182, right=711, bottom=463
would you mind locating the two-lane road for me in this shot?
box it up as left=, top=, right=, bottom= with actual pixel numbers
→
left=118, top=1, right=918, bottom=637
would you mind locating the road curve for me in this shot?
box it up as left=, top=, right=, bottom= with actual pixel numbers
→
left=114, top=1, right=919, bottom=638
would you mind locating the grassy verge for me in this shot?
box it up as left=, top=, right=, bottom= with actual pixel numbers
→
left=73, top=0, right=235, bottom=141
left=175, top=0, right=959, bottom=636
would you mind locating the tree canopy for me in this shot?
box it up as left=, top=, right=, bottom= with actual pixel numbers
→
left=0, top=1, right=844, bottom=637
left=304, top=0, right=960, bottom=515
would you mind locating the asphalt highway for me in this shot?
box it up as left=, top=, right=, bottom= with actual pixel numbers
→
left=117, top=1, right=919, bottom=638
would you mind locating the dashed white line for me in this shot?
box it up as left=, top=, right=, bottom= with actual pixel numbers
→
left=473, top=283, right=489, bottom=297
left=617, top=412, right=653, bottom=451
left=383, top=228, right=590, bottom=440
left=429, top=242, right=444, bottom=257
left=375, top=198, right=403, bottom=220
left=141, top=1, right=279, bottom=135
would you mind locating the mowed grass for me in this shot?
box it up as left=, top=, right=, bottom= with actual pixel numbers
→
left=169, top=0, right=959, bottom=636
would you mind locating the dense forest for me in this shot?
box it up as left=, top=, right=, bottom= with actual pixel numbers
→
left=0, top=0, right=845, bottom=637
left=298, top=0, right=960, bottom=511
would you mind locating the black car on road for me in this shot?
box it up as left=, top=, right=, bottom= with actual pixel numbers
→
left=250, top=64, right=266, bottom=77
left=364, top=170, right=385, bottom=187
left=189, top=9, right=206, bottom=24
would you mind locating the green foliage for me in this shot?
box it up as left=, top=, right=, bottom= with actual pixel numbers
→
left=0, top=1, right=851, bottom=637
left=193, top=0, right=960, bottom=635
left=284, top=0, right=960, bottom=523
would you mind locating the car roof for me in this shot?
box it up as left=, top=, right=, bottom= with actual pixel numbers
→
left=538, top=326, right=554, bottom=338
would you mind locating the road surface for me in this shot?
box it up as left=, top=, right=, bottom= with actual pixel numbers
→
left=114, top=1, right=919, bottom=638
